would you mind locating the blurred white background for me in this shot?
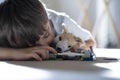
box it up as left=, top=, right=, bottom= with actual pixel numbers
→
left=41, top=0, right=120, bottom=48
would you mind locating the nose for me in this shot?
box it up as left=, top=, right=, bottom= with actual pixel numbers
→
left=56, top=47, right=62, bottom=52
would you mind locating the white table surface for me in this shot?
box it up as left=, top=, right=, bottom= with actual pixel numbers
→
left=0, top=48, right=120, bottom=80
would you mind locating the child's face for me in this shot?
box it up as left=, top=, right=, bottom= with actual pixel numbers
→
left=36, top=21, right=54, bottom=46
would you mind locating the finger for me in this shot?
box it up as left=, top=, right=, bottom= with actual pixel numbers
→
left=35, top=50, right=48, bottom=60
left=46, top=51, right=49, bottom=59
left=30, top=53, right=42, bottom=61
left=41, top=46, right=57, bottom=54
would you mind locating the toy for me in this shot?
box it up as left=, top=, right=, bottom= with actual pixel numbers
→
left=49, top=46, right=96, bottom=61
left=49, top=23, right=96, bottom=61
left=54, top=23, right=83, bottom=53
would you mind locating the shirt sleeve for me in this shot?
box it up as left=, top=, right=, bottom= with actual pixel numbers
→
left=63, top=14, right=92, bottom=41
left=47, top=9, right=92, bottom=41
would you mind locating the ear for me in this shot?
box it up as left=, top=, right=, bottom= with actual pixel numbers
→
left=62, top=23, right=69, bottom=33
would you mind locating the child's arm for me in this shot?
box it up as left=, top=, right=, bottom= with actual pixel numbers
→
left=0, top=46, right=57, bottom=61
left=85, top=37, right=96, bottom=48
left=81, top=37, right=96, bottom=49
left=72, top=37, right=96, bottom=51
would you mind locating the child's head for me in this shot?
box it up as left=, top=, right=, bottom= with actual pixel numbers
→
left=0, top=0, right=50, bottom=48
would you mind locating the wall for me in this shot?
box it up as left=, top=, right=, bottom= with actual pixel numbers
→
left=41, top=0, right=120, bottom=48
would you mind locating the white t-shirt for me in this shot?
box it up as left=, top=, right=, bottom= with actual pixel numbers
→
left=47, top=9, right=92, bottom=41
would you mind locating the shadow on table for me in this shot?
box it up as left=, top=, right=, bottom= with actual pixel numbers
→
left=4, top=57, right=119, bottom=71
left=1, top=57, right=120, bottom=80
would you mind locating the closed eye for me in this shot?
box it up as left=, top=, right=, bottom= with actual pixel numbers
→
left=43, top=32, right=49, bottom=38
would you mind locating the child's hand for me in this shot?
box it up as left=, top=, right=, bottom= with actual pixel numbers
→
left=11, top=46, right=57, bottom=61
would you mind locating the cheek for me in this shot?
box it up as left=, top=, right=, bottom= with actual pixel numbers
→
left=36, top=37, right=48, bottom=46
left=69, top=38, right=79, bottom=46
left=43, top=36, right=54, bottom=45
left=36, top=35, right=54, bottom=46
left=47, top=35, right=54, bottom=43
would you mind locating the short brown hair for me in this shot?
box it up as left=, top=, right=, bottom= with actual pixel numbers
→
left=0, top=0, right=48, bottom=48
